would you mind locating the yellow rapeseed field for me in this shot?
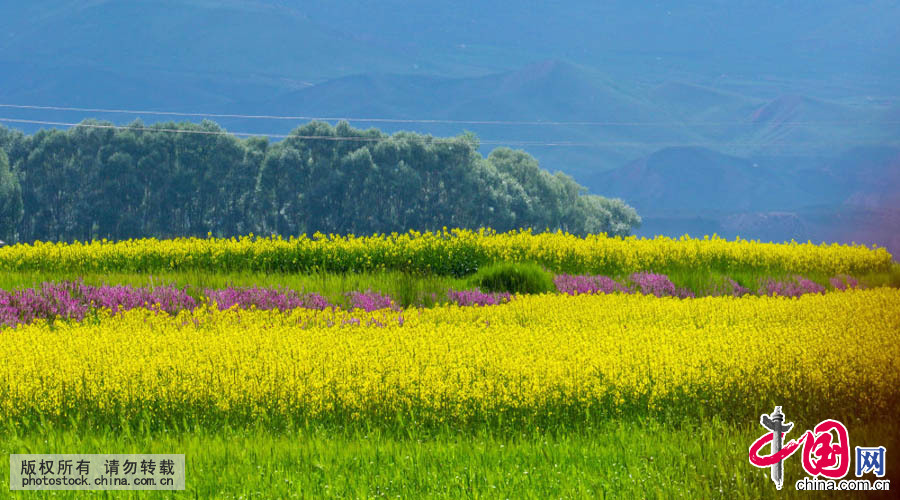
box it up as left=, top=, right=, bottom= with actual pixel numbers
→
left=2, top=289, right=897, bottom=423
left=0, top=228, right=892, bottom=275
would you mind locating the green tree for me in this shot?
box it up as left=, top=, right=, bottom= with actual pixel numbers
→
left=3, top=120, right=640, bottom=242
left=21, top=129, right=79, bottom=241
left=0, top=149, right=23, bottom=242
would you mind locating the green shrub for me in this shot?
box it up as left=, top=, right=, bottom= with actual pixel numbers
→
left=469, top=262, right=555, bottom=295
left=859, top=262, right=900, bottom=289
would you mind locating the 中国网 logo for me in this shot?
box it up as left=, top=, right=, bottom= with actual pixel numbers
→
left=748, top=406, right=889, bottom=492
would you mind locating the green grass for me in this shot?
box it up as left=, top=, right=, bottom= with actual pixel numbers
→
left=859, top=262, right=900, bottom=289
left=0, top=263, right=897, bottom=310
left=4, top=420, right=896, bottom=498
left=468, top=262, right=556, bottom=294
left=0, top=270, right=470, bottom=309
left=655, top=265, right=900, bottom=295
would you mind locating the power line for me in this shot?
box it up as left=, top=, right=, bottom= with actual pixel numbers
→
left=0, top=117, right=569, bottom=145
left=1, top=103, right=898, bottom=127
left=1, top=117, right=898, bottom=149
left=0, top=117, right=291, bottom=138
left=0, top=117, right=543, bottom=144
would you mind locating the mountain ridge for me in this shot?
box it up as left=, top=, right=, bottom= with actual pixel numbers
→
left=1, top=1, right=897, bottom=251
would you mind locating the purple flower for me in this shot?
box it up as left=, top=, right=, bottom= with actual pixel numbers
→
left=0, top=280, right=197, bottom=328
left=206, top=287, right=332, bottom=311
left=447, top=289, right=512, bottom=307
left=79, top=282, right=196, bottom=315
left=554, top=274, right=629, bottom=295
left=629, top=272, right=695, bottom=298
left=726, top=278, right=752, bottom=297
left=554, top=272, right=694, bottom=298
left=346, top=289, right=397, bottom=312
left=758, top=275, right=826, bottom=298
left=829, top=275, right=860, bottom=291
left=706, top=278, right=752, bottom=297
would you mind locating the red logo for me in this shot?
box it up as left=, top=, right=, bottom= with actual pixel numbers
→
left=749, top=407, right=851, bottom=489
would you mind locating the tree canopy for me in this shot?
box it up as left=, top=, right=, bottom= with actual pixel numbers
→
left=0, top=148, right=24, bottom=242
left=0, top=120, right=640, bottom=243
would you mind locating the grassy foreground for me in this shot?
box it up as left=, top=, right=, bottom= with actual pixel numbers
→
left=4, top=420, right=897, bottom=499
left=0, top=270, right=469, bottom=309
left=1, top=263, right=898, bottom=307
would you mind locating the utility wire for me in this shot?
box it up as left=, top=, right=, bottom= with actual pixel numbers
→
left=0, top=117, right=290, bottom=138
left=2, top=117, right=898, bottom=149
left=1, top=103, right=898, bottom=127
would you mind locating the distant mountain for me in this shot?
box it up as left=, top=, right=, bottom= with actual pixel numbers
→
left=1, top=1, right=898, bottom=251
left=647, top=82, right=756, bottom=122
left=2, top=0, right=898, bottom=105
left=598, top=146, right=900, bottom=255
left=2, top=56, right=894, bottom=199
left=0, top=61, right=244, bottom=109
left=734, top=94, right=874, bottom=156
left=212, top=62, right=892, bottom=192
left=832, top=147, right=900, bottom=211
left=221, top=60, right=687, bottom=180
left=600, top=145, right=900, bottom=214
left=241, top=61, right=652, bottom=123
left=4, top=1, right=898, bottom=81
left=0, top=0, right=402, bottom=84
left=595, top=147, right=801, bottom=215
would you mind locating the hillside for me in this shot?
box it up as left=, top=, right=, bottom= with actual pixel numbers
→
left=596, top=147, right=800, bottom=215
left=0, top=1, right=897, bottom=252
left=5, top=59, right=891, bottom=192
left=4, top=1, right=898, bottom=84
left=2, top=1, right=896, bottom=186
left=599, top=146, right=900, bottom=255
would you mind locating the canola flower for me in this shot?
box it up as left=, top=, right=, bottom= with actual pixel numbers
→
left=0, top=228, right=892, bottom=276
left=1, top=289, right=897, bottom=425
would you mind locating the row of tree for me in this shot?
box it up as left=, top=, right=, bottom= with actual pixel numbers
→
left=0, top=120, right=640, bottom=243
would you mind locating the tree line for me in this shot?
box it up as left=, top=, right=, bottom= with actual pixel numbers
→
left=0, top=120, right=640, bottom=243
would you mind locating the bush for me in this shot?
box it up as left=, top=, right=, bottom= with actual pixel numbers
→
left=469, top=262, right=555, bottom=295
